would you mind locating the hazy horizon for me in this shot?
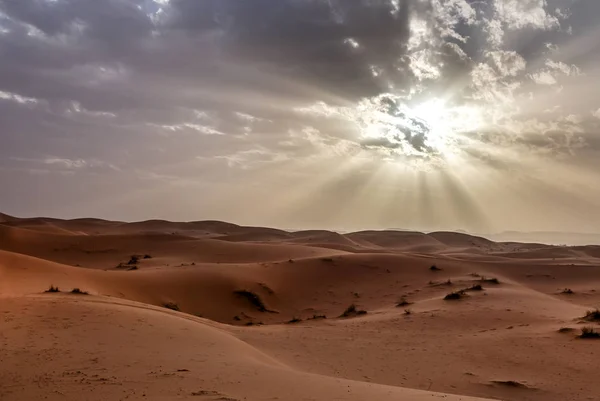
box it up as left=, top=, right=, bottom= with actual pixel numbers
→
left=2, top=0, right=600, bottom=233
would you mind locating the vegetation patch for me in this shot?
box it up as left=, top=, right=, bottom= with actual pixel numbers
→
left=163, top=302, right=180, bottom=311
left=286, top=317, right=302, bottom=324
left=480, top=277, right=500, bottom=284
left=307, top=314, right=327, bottom=320
left=444, top=290, right=467, bottom=301
left=70, top=288, right=89, bottom=295
left=561, top=288, right=574, bottom=295
left=430, top=265, right=441, bottom=271
left=396, top=298, right=413, bottom=307
left=339, top=304, right=367, bottom=318
left=45, top=285, right=60, bottom=293
left=579, top=327, right=600, bottom=339
left=582, top=309, right=600, bottom=322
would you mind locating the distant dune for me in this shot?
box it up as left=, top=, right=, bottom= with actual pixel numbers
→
left=1, top=212, right=599, bottom=401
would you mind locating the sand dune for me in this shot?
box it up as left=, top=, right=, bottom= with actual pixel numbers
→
left=1, top=214, right=600, bottom=400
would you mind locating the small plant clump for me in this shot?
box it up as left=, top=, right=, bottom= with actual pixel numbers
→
left=143, top=254, right=153, bottom=259
left=480, top=277, right=500, bottom=284
left=579, top=327, right=600, bottom=339
left=561, top=288, right=574, bottom=294
left=339, top=304, right=367, bottom=318
left=444, top=290, right=467, bottom=301
left=287, top=317, right=302, bottom=324
left=583, top=309, right=600, bottom=322
left=466, top=284, right=483, bottom=292
left=163, top=302, right=180, bottom=311
left=70, top=288, right=89, bottom=295
left=404, top=309, right=412, bottom=315
left=45, top=285, right=60, bottom=293
left=308, top=314, right=327, bottom=320
left=396, top=297, right=413, bottom=307
left=430, top=265, right=441, bottom=271
left=127, top=255, right=139, bottom=265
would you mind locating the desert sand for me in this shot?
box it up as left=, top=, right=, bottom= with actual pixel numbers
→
left=1, top=212, right=599, bottom=401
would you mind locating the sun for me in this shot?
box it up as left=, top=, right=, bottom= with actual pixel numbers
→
left=354, top=93, right=484, bottom=159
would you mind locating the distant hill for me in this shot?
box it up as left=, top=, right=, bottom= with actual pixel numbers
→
left=489, top=231, right=600, bottom=246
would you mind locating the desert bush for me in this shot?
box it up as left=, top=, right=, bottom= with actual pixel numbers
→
left=127, top=255, right=139, bottom=265
left=466, top=284, right=483, bottom=292
left=287, top=317, right=302, bottom=324
left=45, top=285, right=60, bottom=293
left=396, top=297, right=413, bottom=307
left=561, top=288, right=574, bottom=294
left=404, top=309, right=412, bottom=315
left=444, top=290, right=467, bottom=300
left=308, top=314, right=327, bottom=320
left=70, top=288, right=88, bottom=295
left=583, top=309, right=600, bottom=322
left=430, top=265, right=441, bottom=271
left=339, top=304, right=367, bottom=318
left=143, top=254, right=152, bottom=259
left=163, top=302, right=180, bottom=311
left=580, top=327, right=600, bottom=339
left=480, top=277, right=500, bottom=284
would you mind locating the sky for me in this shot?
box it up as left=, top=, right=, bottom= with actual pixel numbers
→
left=1, top=0, right=600, bottom=233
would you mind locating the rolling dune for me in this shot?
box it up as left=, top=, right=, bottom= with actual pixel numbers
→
left=1, top=213, right=599, bottom=401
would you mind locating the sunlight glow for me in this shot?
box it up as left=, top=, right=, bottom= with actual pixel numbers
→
left=354, top=94, right=485, bottom=158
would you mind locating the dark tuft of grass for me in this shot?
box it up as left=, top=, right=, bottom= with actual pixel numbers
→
left=396, top=298, right=413, bottom=307
left=466, top=284, right=483, bottom=292
left=143, top=254, right=152, bottom=259
left=583, top=309, right=600, bottom=322
left=339, top=304, right=367, bottom=318
left=233, top=315, right=241, bottom=321
left=127, top=255, right=139, bottom=265
left=444, top=290, right=467, bottom=300
left=430, top=265, right=441, bottom=271
left=45, top=285, right=60, bottom=293
left=579, top=327, right=600, bottom=339
left=561, top=288, right=574, bottom=294
left=307, top=314, right=327, bottom=320
left=403, top=309, right=412, bottom=315
left=287, top=317, right=302, bottom=324
left=480, top=277, right=500, bottom=284
left=163, top=302, right=180, bottom=311
left=70, top=288, right=88, bottom=295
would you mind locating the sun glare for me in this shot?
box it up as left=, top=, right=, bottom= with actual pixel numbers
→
left=355, top=94, right=484, bottom=160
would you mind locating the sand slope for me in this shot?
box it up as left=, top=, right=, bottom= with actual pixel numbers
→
left=1, top=214, right=600, bottom=400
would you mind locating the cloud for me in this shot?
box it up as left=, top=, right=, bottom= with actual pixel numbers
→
left=1, top=0, right=600, bottom=229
